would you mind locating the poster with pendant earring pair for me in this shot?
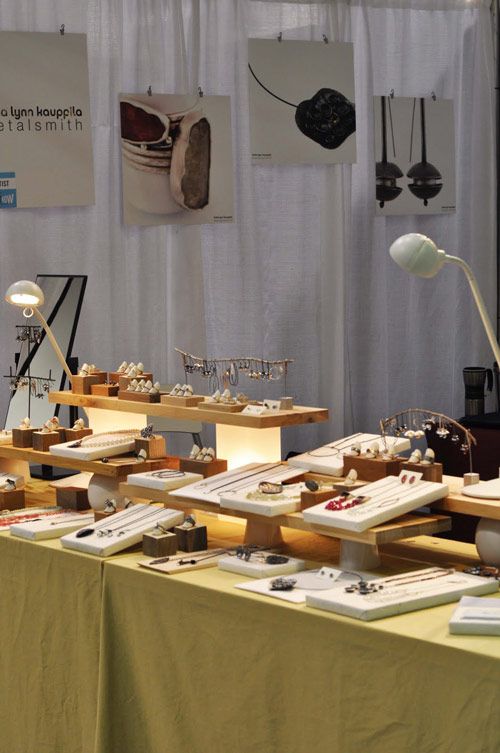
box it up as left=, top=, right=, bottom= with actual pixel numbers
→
left=374, top=95, right=455, bottom=216
left=248, top=38, right=356, bottom=165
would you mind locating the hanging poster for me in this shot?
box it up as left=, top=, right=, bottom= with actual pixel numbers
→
left=374, top=95, right=455, bottom=215
left=248, top=38, right=356, bottom=165
left=0, top=32, right=94, bottom=209
left=119, top=93, right=234, bottom=226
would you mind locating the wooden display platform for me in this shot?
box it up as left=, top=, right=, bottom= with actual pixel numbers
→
left=49, top=391, right=328, bottom=429
left=433, top=490, right=500, bottom=520
left=0, top=444, right=165, bottom=478
left=119, top=483, right=451, bottom=546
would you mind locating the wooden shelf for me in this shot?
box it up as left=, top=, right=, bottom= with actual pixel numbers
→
left=0, top=444, right=165, bottom=478
left=434, top=491, right=500, bottom=521
left=119, top=483, right=451, bottom=546
left=49, top=391, right=328, bottom=429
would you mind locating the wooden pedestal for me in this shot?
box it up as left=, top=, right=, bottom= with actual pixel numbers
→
left=342, top=455, right=403, bottom=482
left=0, top=487, right=25, bottom=511
left=32, top=432, right=61, bottom=452
left=12, top=428, right=38, bottom=448
left=72, top=372, right=107, bottom=395
left=401, top=461, right=443, bottom=483
left=118, top=390, right=161, bottom=403
left=244, top=519, right=284, bottom=547
left=135, top=436, right=167, bottom=459
left=174, top=524, right=208, bottom=552
left=179, top=457, right=228, bottom=478
left=56, top=487, right=90, bottom=511
left=300, top=488, right=336, bottom=510
left=118, top=374, right=153, bottom=390
left=160, top=394, right=205, bottom=407
left=201, top=402, right=245, bottom=413
left=91, top=383, right=119, bottom=397
left=64, top=427, right=93, bottom=442
left=143, top=530, right=178, bottom=558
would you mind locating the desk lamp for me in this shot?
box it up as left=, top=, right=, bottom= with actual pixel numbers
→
left=5, top=279, right=73, bottom=387
left=389, top=233, right=500, bottom=367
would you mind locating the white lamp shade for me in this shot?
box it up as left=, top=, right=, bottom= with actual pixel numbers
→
left=389, top=233, right=446, bottom=279
left=5, top=280, right=44, bottom=307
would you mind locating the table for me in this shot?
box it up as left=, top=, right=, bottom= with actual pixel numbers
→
left=2, top=518, right=500, bottom=753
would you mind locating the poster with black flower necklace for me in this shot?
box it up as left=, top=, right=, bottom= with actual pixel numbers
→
left=248, top=38, right=356, bottom=165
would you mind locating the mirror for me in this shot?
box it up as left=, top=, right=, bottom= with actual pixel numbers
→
left=4, top=275, right=87, bottom=429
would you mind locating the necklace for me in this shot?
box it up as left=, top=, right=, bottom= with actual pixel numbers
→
left=343, top=480, right=431, bottom=517
left=49, top=514, right=93, bottom=526
left=221, top=467, right=295, bottom=497
left=200, top=464, right=284, bottom=495
left=306, top=433, right=364, bottom=458
left=150, top=470, right=185, bottom=479
left=68, top=429, right=139, bottom=449
left=197, top=463, right=278, bottom=490
left=96, top=508, right=166, bottom=538
left=76, top=504, right=152, bottom=538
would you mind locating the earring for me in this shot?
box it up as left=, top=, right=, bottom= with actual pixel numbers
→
left=407, top=98, right=442, bottom=207
left=376, top=96, right=403, bottom=208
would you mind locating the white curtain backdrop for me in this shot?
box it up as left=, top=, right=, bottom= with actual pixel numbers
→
left=0, top=0, right=495, bottom=456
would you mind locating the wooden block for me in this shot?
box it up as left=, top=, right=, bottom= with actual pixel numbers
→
left=108, top=371, right=125, bottom=383
left=342, top=455, right=403, bottom=482
left=56, top=487, right=90, bottom=511
left=72, top=373, right=107, bottom=395
left=118, top=374, right=153, bottom=390
left=118, top=390, right=161, bottom=403
left=12, top=428, right=38, bottom=448
left=54, top=427, right=66, bottom=442
left=0, top=488, right=25, bottom=511
left=142, top=530, right=178, bottom=558
left=32, top=431, right=61, bottom=452
left=64, top=427, right=93, bottom=442
left=134, top=436, right=167, bottom=459
left=401, top=461, right=443, bottom=483
left=160, top=394, right=205, bottom=407
left=94, top=509, right=117, bottom=522
left=174, top=524, right=208, bottom=552
left=201, top=401, right=245, bottom=413
left=179, top=457, right=228, bottom=478
left=91, top=383, right=119, bottom=397
left=300, top=488, right=337, bottom=510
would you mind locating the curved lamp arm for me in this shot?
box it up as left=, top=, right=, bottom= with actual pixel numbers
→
left=32, top=306, right=74, bottom=388
left=444, top=255, right=500, bottom=368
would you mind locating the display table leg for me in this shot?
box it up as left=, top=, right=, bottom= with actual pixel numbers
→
left=339, top=540, right=381, bottom=570
left=244, top=519, right=284, bottom=547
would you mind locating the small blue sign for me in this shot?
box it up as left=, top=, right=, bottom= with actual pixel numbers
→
left=0, top=172, right=17, bottom=208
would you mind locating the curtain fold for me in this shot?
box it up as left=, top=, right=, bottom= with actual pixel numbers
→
left=0, top=0, right=495, bottom=456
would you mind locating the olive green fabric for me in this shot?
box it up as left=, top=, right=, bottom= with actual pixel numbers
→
left=0, top=534, right=102, bottom=753
left=95, top=545, right=500, bottom=753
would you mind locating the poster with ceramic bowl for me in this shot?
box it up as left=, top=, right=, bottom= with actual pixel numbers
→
left=374, top=95, right=455, bottom=215
left=248, top=38, right=356, bottom=164
left=119, top=93, right=234, bottom=225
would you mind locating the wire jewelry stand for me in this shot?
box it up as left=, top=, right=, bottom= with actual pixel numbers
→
left=3, top=325, right=56, bottom=419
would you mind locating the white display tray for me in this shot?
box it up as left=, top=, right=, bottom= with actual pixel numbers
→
left=235, top=567, right=376, bottom=603
left=302, top=473, right=448, bottom=532
left=462, top=478, right=500, bottom=500
left=50, top=437, right=136, bottom=461
left=306, top=568, right=498, bottom=621
left=61, top=504, right=183, bottom=557
left=10, top=512, right=95, bottom=541
left=126, top=469, right=202, bottom=491
left=173, top=463, right=304, bottom=505
left=288, top=433, right=411, bottom=476
left=220, top=482, right=305, bottom=517
left=449, top=595, right=500, bottom=635
left=218, top=553, right=305, bottom=577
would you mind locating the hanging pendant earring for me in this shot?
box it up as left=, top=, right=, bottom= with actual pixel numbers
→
left=407, top=97, right=442, bottom=207
left=376, top=96, right=403, bottom=208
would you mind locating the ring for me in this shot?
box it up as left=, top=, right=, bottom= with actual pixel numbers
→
left=258, top=481, right=283, bottom=494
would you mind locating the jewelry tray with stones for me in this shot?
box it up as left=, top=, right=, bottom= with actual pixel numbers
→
left=288, top=433, right=411, bottom=476
left=302, top=471, right=448, bottom=533
left=61, top=504, right=183, bottom=557
left=306, top=567, right=498, bottom=621
left=10, top=512, right=95, bottom=541
left=172, top=463, right=304, bottom=505
left=126, top=469, right=203, bottom=492
left=220, top=482, right=306, bottom=517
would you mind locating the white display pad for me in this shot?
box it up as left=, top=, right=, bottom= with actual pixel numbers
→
left=306, top=568, right=498, bottom=621
left=61, top=504, right=183, bottom=557
left=235, top=567, right=375, bottom=604
left=0, top=508, right=61, bottom=528
left=449, top=595, right=500, bottom=635
left=220, top=482, right=305, bottom=517
left=50, top=435, right=136, bottom=461
left=173, top=463, right=304, bottom=505
left=10, top=512, right=94, bottom=541
left=462, top=478, right=500, bottom=500
left=218, top=553, right=305, bottom=578
left=288, top=433, right=411, bottom=476
left=303, top=473, right=448, bottom=532
left=126, top=469, right=202, bottom=491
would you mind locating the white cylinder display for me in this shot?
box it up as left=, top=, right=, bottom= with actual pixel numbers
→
left=87, top=474, right=127, bottom=511
left=475, top=517, right=500, bottom=566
